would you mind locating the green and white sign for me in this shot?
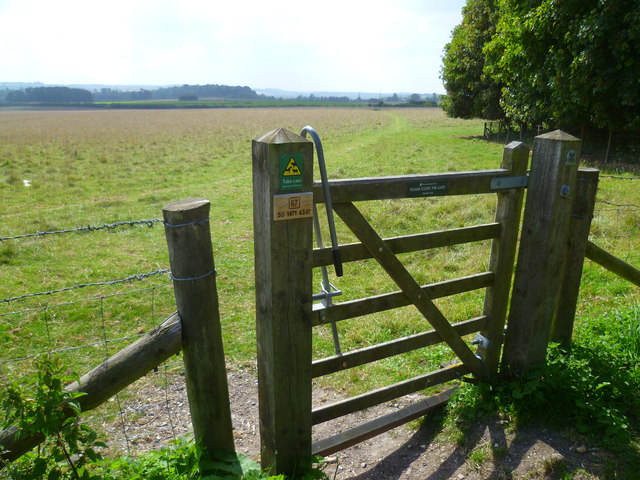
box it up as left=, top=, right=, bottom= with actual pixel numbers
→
left=279, top=154, right=304, bottom=191
left=407, top=180, right=447, bottom=197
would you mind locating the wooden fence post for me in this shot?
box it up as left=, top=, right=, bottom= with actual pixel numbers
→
left=163, top=199, right=235, bottom=456
left=252, top=129, right=314, bottom=474
left=550, top=167, right=600, bottom=345
left=477, top=141, right=529, bottom=375
left=502, top=131, right=581, bottom=372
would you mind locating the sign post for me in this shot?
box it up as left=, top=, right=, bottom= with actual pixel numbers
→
left=252, top=128, right=314, bottom=474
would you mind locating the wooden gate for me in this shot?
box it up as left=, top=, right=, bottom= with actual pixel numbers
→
left=252, top=128, right=529, bottom=474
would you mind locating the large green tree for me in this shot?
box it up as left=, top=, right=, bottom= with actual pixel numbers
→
left=442, top=0, right=640, bottom=132
left=488, top=0, right=640, bottom=131
left=441, top=0, right=503, bottom=120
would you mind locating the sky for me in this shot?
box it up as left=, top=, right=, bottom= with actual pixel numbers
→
left=0, top=0, right=466, bottom=94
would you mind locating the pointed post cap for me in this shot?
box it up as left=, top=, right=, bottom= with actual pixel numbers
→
left=255, top=128, right=310, bottom=144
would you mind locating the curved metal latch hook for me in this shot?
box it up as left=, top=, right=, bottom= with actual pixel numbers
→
left=301, top=126, right=343, bottom=355
left=300, top=126, right=343, bottom=277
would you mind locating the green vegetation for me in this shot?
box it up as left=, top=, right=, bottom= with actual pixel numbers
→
left=0, top=107, right=637, bottom=476
left=5, top=87, right=93, bottom=103
left=0, top=107, right=636, bottom=384
left=443, top=303, right=640, bottom=477
left=440, top=0, right=502, bottom=121
left=441, top=0, right=640, bottom=132
left=0, top=355, right=325, bottom=479
left=1, top=355, right=107, bottom=479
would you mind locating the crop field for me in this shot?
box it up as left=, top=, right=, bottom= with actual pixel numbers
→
left=0, top=106, right=638, bottom=401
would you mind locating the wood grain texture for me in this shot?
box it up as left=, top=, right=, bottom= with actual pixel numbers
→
left=312, top=273, right=493, bottom=326
left=312, top=388, right=457, bottom=457
left=478, top=141, right=529, bottom=375
left=312, top=224, right=500, bottom=267
left=312, top=364, right=467, bottom=425
left=312, top=316, right=487, bottom=377
left=585, top=241, right=640, bottom=287
left=163, top=199, right=235, bottom=455
left=333, top=202, right=485, bottom=378
left=313, top=169, right=511, bottom=202
left=252, top=129, right=314, bottom=474
left=503, top=131, right=581, bottom=371
left=551, top=168, right=600, bottom=344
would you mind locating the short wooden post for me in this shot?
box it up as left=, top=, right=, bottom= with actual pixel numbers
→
left=502, top=131, right=581, bottom=372
left=163, top=199, right=235, bottom=456
left=252, top=129, right=314, bottom=474
left=550, top=167, right=600, bottom=345
left=477, top=141, right=529, bottom=375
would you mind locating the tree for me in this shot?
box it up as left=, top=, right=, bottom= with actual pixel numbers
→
left=487, top=0, right=640, bottom=131
left=6, top=90, right=27, bottom=102
left=440, top=0, right=503, bottom=120
left=6, top=86, right=93, bottom=103
left=443, top=0, right=640, bottom=132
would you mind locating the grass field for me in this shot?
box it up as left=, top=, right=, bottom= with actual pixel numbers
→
left=0, top=107, right=638, bottom=400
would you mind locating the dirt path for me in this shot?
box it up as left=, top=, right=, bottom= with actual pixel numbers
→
left=99, top=366, right=615, bottom=479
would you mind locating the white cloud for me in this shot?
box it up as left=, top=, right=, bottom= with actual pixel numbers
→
left=0, top=0, right=465, bottom=92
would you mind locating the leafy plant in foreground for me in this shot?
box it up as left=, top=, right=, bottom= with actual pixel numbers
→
left=445, top=305, right=640, bottom=449
left=1, top=354, right=106, bottom=480
left=0, top=355, right=326, bottom=479
left=98, top=437, right=327, bottom=480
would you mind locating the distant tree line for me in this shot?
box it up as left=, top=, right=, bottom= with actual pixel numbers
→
left=5, top=86, right=93, bottom=103
left=292, top=93, right=440, bottom=106
left=152, top=84, right=260, bottom=100
left=295, top=94, right=351, bottom=102
left=4, top=84, right=261, bottom=103
left=91, top=89, right=153, bottom=101
left=91, top=84, right=260, bottom=101
left=2, top=84, right=442, bottom=108
left=441, top=0, right=640, bottom=133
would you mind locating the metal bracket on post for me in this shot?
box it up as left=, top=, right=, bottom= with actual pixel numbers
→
left=471, top=333, right=490, bottom=350
left=490, top=175, right=528, bottom=190
left=312, top=282, right=343, bottom=304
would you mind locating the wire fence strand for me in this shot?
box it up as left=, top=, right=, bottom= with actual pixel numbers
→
left=599, top=175, right=640, bottom=181
left=595, top=200, right=640, bottom=209
left=1, top=269, right=171, bottom=305
left=0, top=218, right=164, bottom=242
left=0, top=284, right=172, bottom=318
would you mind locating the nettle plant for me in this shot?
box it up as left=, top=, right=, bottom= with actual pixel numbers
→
left=1, top=354, right=106, bottom=480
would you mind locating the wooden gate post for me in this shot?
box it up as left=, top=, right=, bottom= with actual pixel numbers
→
left=478, top=141, right=529, bottom=375
left=550, top=167, right=600, bottom=345
left=252, top=129, right=314, bottom=474
left=502, top=131, right=582, bottom=372
left=163, top=199, right=235, bottom=456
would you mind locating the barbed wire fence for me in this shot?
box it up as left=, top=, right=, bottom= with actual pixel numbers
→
left=0, top=217, right=192, bottom=457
